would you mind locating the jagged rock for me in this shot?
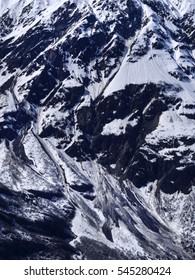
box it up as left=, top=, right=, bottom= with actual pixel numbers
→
left=0, top=0, right=195, bottom=260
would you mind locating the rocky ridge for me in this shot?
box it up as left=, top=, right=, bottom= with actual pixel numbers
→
left=0, top=0, right=195, bottom=259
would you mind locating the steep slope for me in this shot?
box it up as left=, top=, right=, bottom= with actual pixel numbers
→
left=0, top=0, right=195, bottom=259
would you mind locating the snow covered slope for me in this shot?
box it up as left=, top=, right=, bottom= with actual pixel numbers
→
left=0, top=0, right=195, bottom=259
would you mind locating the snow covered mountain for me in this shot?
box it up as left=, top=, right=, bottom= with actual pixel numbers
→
left=0, top=0, right=195, bottom=259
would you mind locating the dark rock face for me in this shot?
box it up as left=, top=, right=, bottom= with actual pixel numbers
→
left=0, top=183, right=76, bottom=260
left=0, top=0, right=195, bottom=260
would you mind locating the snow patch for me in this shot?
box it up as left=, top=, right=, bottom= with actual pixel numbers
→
left=102, top=117, right=138, bottom=136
